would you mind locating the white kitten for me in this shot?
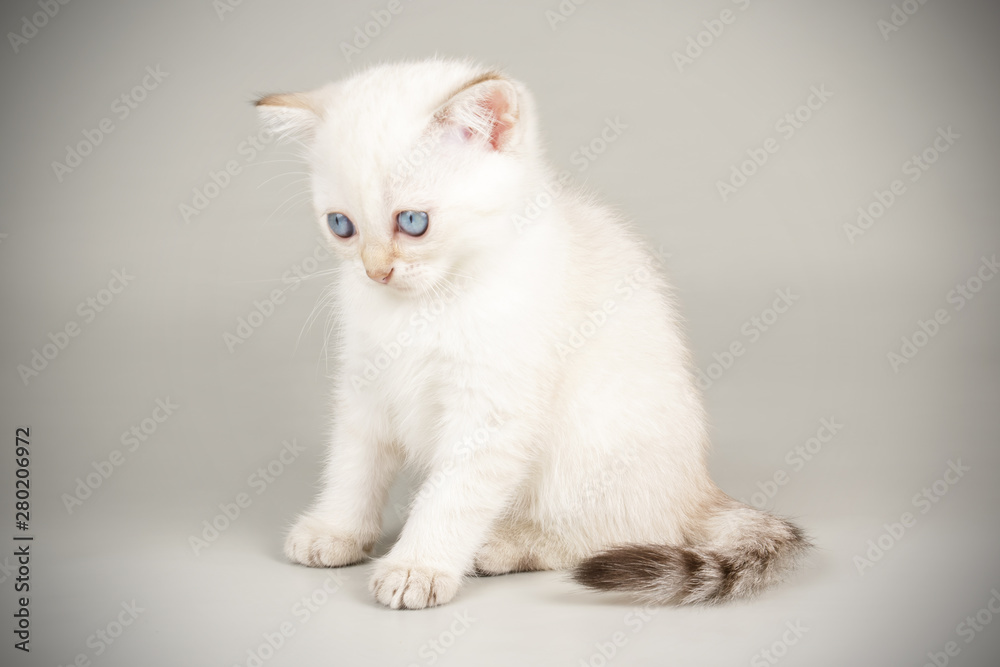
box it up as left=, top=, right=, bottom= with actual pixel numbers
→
left=257, top=58, right=809, bottom=610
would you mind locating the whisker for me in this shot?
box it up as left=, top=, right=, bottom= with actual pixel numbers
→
left=296, top=282, right=340, bottom=362
left=287, top=268, right=341, bottom=285
left=276, top=177, right=313, bottom=193
left=253, top=172, right=311, bottom=190
left=264, top=191, right=313, bottom=226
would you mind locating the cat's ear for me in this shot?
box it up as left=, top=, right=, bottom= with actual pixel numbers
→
left=254, top=91, right=323, bottom=142
left=435, top=74, right=521, bottom=151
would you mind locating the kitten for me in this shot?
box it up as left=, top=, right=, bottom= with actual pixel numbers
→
left=256, top=58, right=810, bottom=610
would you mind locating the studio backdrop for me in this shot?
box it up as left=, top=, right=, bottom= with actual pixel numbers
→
left=1, top=1, right=998, bottom=666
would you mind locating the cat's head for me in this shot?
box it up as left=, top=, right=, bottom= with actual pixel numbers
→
left=256, top=59, right=541, bottom=298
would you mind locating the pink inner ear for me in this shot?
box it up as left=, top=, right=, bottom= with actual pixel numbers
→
left=438, top=78, right=518, bottom=151
left=472, top=84, right=516, bottom=151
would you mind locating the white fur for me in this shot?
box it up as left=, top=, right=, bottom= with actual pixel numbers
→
left=260, top=59, right=781, bottom=609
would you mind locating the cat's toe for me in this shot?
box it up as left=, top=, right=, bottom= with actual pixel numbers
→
left=283, top=515, right=370, bottom=567
left=369, top=563, right=459, bottom=609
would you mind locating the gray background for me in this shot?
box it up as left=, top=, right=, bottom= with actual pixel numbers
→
left=2, top=0, right=999, bottom=665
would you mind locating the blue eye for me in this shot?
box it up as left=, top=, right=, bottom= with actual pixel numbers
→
left=327, top=212, right=355, bottom=238
left=396, top=210, right=429, bottom=237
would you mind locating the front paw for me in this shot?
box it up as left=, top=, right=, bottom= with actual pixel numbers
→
left=369, top=561, right=460, bottom=609
left=284, top=515, right=371, bottom=568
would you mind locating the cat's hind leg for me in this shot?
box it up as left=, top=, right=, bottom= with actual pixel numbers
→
left=473, top=518, right=546, bottom=576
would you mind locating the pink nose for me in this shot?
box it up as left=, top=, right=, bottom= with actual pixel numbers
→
left=366, top=267, right=393, bottom=284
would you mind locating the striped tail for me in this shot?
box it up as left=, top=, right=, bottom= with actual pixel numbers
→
left=573, top=502, right=811, bottom=605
